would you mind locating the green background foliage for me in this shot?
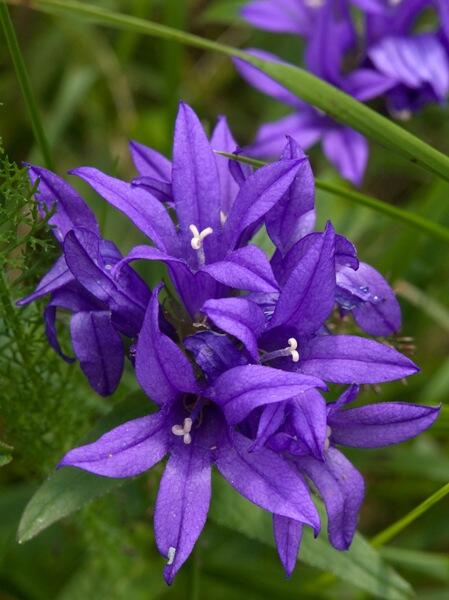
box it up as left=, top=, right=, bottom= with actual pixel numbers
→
left=1, top=1, right=449, bottom=598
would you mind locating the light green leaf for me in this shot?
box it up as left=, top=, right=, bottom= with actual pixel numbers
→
left=19, top=0, right=449, bottom=183
left=199, top=0, right=246, bottom=25
left=209, top=477, right=414, bottom=600
left=17, top=393, right=150, bottom=544
left=380, top=547, right=449, bottom=583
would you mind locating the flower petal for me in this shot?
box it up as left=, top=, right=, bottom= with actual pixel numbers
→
left=136, top=284, right=198, bottom=405
left=201, top=245, right=279, bottom=293
left=70, top=310, right=124, bottom=396
left=295, top=447, right=365, bottom=550
left=129, top=140, right=172, bottom=180
left=210, top=116, right=240, bottom=215
left=155, top=437, right=212, bottom=584
left=184, top=331, right=247, bottom=380
left=241, top=0, right=311, bottom=35
left=329, top=402, right=440, bottom=448
left=59, top=411, right=168, bottom=477
left=273, top=515, right=303, bottom=577
left=290, top=389, right=327, bottom=460
left=265, top=136, right=316, bottom=255
left=269, top=222, right=336, bottom=334
left=322, top=127, right=368, bottom=186
left=300, top=334, right=419, bottom=384
left=172, top=102, right=221, bottom=254
left=224, top=158, right=303, bottom=249
left=131, top=176, right=173, bottom=204
left=209, top=365, right=326, bottom=424
left=202, top=297, right=266, bottom=360
left=216, top=430, right=320, bottom=532
left=71, top=167, right=178, bottom=254
left=250, top=403, right=286, bottom=452
left=27, top=165, right=99, bottom=242
left=17, top=255, right=73, bottom=306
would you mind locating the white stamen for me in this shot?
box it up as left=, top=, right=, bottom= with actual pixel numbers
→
left=288, top=338, right=300, bottom=363
left=389, top=0, right=402, bottom=6
left=220, top=210, right=227, bottom=226
left=260, top=338, right=300, bottom=364
left=167, top=546, right=176, bottom=566
left=304, top=0, right=324, bottom=8
left=171, top=417, right=193, bottom=444
left=189, top=224, right=214, bottom=250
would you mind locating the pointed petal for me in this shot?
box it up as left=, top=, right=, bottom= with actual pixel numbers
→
left=265, top=137, right=316, bottom=255
left=273, top=515, right=303, bottom=577
left=44, top=303, right=75, bottom=363
left=172, top=102, right=221, bottom=248
left=216, top=430, right=320, bottom=531
left=136, top=284, right=198, bottom=405
left=129, top=140, right=172, bottom=180
left=59, top=411, right=168, bottom=477
left=241, top=0, right=310, bottom=35
left=300, top=335, right=419, bottom=384
left=250, top=403, right=286, bottom=452
left=329, top=402, right=440, bottom=448
left=184, top=331, right=247, bottom=380
left=290, top=390, right=327, bottom=460
left=270, top=223, right=336, bottom=334
left=224, top=158, right=303, bottom=249
left=201, top=297, right=266, bottom=360
left=210, top=116, right=240, bottom=215
left=348, top=262, right=401, bottom=336
left=27, top=165, right=99, bottom=242
left=209, top=365, right=326, bottom=424
left=295, top=448, right=365, bottom=550
left=70, top=310, right=124, bottom=396
left=343, top=68, right=397, bottom=102
left=132, top=176, right=173, bottom=204
left=71, top=167, right=178, bottom=254
left=17, top=255, right=73, bottom=306
left=201, top=245, right=279, bottom=293
left=155, top=439, right=212, bottom=584
left=327, top=384, right=360, bottom=417
left=322, top=127, right=368, bottom=186
left=63, top=229, right=147, bottom=336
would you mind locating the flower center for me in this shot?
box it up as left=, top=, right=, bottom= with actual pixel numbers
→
left=260, top=338, right=300, bottom=364
left=171, top=417, right=193, bottom=444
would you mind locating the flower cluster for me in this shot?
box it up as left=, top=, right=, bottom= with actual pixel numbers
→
left=239, top=0, right=449, bottom=184
left=19, top=102, right=439, bottom=583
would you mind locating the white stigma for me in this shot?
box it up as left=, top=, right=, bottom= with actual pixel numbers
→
left=220, top=210, right=227, bottom=226
left=167, top=546, right=176, bottom=566
left=171, top=417, right=193, bottom=445
left=392, top=108, right=412, bottom=121
left=189, top=224, right=214, bottom=251
left=305, top=0, right=324, bottom=8
left=324, top=425, right=332, bottom=451
left=389, top=0, right=402, bottom=6
left=288, top=338, right=300, bottom=363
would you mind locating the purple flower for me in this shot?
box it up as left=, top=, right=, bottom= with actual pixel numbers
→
left=71, top=102, right=315, bottom=316
left=17, top=166, right=151, bottom=395
left=257, top=384, right=439, bottom=572
left=59, top=285, right=324, bottom=583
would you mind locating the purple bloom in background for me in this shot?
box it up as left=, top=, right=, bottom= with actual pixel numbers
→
left=239, top=0, right=449, bottom=182
left=17, top=166, right=151, bottom=395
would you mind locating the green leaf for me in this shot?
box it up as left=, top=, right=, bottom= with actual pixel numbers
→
left=209, top=477, right=414, bottom=600
left=199, top=0, right=246, bottom=25
left=17, top=393, right=150, bottom=544
left=0, top=439, right=13, bottom=467
left=380, top=547, right=449, bottom=583
left=20, top=0, right=449, bottom=183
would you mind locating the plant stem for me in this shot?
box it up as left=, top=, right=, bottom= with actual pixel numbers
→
left=188, top=545, right=201, bottom=600
left=371, top=481, right=449, bottom=548
left=0, top=2, right=54, bottom=170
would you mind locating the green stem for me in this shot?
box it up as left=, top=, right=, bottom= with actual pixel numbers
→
left=12, top=0, right=449, bottom=183
left=371, top=482, right=449, bottom=548
left=0, top=2, right=54, bottom=170
left=216, top=150, right=449, bottom=245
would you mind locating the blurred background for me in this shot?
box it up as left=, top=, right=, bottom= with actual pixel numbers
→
left=1, top=1, right=449, bottom=598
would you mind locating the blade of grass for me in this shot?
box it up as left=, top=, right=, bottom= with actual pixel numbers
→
left=215, top=150, right=449, bottom=246
left=0, top=3, right=54, bottom=169
left=12, top=0, right=449, bottom=183
left=371, top=482, right=449, bottom=548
